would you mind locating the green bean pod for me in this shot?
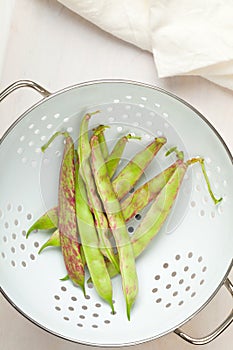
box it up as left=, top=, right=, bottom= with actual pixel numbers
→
left=78, top=113, right=119, bottom=272
left=106, top=134, right=141, bottom=179
left=75, top=163, right=114, bottom=311
left=42, top=132, right=85, bottom=292
left=106, top=160, right=187, bottom=279
left=93, top=125, right=109, bottom=159
left=112, top=137, right=167, bottom=199
left=121, top=160, right=179, bottom=221
left=26, top=207, right=58, bottom=238
left=38, top=229, right=60, bottom=254
left=90, top=134, right=138, bottom=320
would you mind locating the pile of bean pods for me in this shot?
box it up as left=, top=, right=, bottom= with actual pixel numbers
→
left=26, top=111, right=222, bottom=320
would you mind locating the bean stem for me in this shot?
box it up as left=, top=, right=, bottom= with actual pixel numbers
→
left=186, top=157, right=222, bottom=204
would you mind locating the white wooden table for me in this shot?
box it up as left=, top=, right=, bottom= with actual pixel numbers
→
left=0, top=1, right=232, bottom=349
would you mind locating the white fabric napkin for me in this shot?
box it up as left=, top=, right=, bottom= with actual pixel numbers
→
left=58, top=0, right=233, bottom=90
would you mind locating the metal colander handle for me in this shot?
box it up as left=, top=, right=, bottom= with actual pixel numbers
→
left=174, top=278, right=233, bottom=345
left=0, top=80, right=51, bottom=102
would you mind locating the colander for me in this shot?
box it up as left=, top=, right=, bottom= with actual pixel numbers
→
left=0, top=80, right=232, bottom=347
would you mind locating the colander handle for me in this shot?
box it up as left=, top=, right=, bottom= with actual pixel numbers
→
left=174, top=278, right=233, bottom=345
left=0, top=80, right=51, bottom=102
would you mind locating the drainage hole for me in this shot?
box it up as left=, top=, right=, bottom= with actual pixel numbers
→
left=7, top=203, right=12, bottom=211
left=27, top=213, right=32, bottom=220
left=135, top=214, right=141, bottom=221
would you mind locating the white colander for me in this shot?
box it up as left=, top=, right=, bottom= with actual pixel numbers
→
left=0, top=80, right=232, bottom=347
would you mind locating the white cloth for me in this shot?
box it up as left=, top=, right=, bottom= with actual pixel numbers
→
left=58, top=0, right=233, bottom=90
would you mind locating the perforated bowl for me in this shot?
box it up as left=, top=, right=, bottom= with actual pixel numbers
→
left=0, top=80, right=232, bottom=347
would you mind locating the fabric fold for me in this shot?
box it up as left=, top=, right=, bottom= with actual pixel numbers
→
left=58, top=0, right=233, bottom=90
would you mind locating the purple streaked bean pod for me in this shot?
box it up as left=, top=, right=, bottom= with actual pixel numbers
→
left=78, top=113, right=119, bottom=272
left=112, top=137, right=167, bottom=199
left=75, top=162, right=114, bottom=311
left=41, top=131, right=85, bottom=293
left=90, top=134, right=138, bottom=320
left=106, top=134, right=141, bottom=179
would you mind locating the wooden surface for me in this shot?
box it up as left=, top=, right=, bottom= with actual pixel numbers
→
left=0, top=0, right=232, bottom=349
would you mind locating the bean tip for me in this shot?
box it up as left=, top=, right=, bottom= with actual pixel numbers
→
left=156, top=136, right=167, bottom=145
left=127, top=134, right=141, bottom=141
left=60, top=274, right=70, bottom=281
left=110, top=302, right=115, bottom=314
left=214, top=197, right=223, bottom=205
left=126, top=304, right=131, bottom=321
